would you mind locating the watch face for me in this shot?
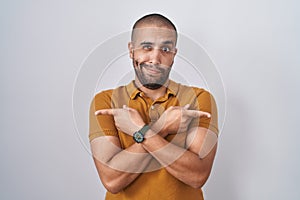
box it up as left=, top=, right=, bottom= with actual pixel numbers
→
left=133, top=131, right=144, bottom=143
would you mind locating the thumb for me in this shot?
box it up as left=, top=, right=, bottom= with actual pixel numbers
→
left=183, top=104, right=190, bottom=110
left=123, top=105, right=134, bottom=111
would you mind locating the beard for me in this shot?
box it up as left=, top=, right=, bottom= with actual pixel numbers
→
left=134, top=61, right=172, bottom=90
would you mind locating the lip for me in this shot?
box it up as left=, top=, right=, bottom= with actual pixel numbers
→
left=145, top=68, right=161, bottom=75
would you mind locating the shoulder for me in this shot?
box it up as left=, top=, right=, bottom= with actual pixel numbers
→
left=191, top=87, right=215, bottom=101
left=93, top=89, right=114, bottom=101
left=92, top=85, right=130, bottom=109
left=89, top=89, right=114, bottom=111
left=190, top=87, right=216, bottom=108
left=93, top=85, right=128, bottom=102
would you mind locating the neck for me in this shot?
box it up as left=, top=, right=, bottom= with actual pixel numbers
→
left=134, top=78, right=169, bottom=100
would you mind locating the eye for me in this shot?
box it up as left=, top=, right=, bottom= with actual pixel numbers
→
left=161, top=46, right=171, bottom=52
left=142, top=45, right=152, bottom=50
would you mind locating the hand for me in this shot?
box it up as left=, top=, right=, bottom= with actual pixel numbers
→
left=152, top=104, right=211, bottom=137
left=95, top=105, right=145, bottom=136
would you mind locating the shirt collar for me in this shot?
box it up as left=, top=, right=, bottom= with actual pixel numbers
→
left=126, top=81, right=140, bottom=99
left=167, top=79, right=179, bottom=96
left=126, top=80, right=179, bottom=100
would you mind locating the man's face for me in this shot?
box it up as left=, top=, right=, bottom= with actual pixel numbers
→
left=129, top=26, right=177, bottom=89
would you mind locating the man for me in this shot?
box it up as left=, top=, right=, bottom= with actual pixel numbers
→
left=89, top=13, right=219, bottom=200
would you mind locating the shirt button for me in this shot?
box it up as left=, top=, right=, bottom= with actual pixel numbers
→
left=151, top=105, right=155, bottom=110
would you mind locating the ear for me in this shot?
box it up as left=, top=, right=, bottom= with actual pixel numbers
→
left=128, top=42, right=134, bottom=59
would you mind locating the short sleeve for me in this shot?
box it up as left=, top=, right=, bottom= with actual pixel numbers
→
left=189, top=89, right=219, bottom=135
left=89, top=90, right=118, bottom=142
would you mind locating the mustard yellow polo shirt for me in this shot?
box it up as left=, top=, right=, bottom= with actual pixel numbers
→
left=89, top=80, right=218, bottom=200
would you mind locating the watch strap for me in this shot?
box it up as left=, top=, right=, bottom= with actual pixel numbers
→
left=139, top=124, right=150, bottom=136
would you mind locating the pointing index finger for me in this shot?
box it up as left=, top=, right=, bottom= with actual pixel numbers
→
left=95, top=109, right=115, bottom=116
left=185, top=110, right=211, bottom=118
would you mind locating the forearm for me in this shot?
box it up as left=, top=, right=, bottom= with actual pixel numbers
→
left=142, top=132, right=216, bottom=188
left=92, top=138, right=153, bottom=193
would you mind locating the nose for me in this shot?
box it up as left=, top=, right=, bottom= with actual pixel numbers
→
left=149, top=48, right=161, bottom=65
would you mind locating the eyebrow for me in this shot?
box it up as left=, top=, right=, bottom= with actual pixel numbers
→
left=140, top=41, right=153, bottom=45
left=162, top=40, right=174, bottom=45
left=140, top=41, right=174, bottom=45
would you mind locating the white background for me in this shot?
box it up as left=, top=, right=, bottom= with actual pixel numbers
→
left=1, top=0, right=299, bottom=199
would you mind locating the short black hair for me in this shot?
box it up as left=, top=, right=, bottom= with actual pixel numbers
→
left=132, top=13, right=177, bottom=31
left=131, top=13, right=177, bottom=41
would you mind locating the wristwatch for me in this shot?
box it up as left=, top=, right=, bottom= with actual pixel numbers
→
left=133, top=125, right=150, bottom=143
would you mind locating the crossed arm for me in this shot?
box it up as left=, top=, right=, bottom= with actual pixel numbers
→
left=91, top=105, right=218, bottom=194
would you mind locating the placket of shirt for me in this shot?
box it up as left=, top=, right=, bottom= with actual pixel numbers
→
left=139, top=93, right=169, bottom=124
